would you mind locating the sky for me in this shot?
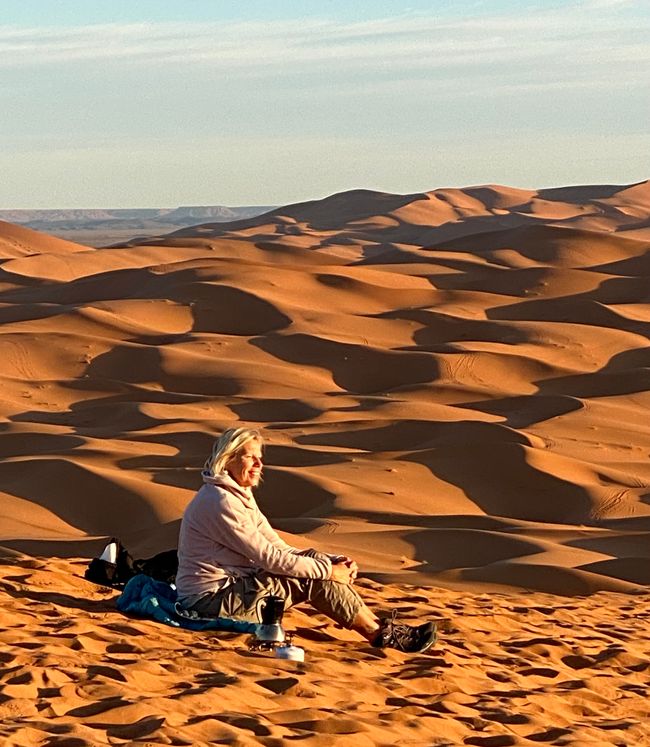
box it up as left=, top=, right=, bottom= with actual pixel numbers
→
left=1, top=0, right=649, bottom=208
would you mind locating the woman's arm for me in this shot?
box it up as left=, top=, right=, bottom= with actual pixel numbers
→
left=254, top=508, right=358, bottom=582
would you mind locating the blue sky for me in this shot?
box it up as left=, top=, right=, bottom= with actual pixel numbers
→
left=1, top=0, right=648, bottom=208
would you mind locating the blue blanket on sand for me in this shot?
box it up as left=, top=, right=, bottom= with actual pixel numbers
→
left=116, top=574, right=257, bottom=634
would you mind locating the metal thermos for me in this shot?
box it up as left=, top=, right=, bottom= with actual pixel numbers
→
left=256, top=595, right=286, bottom=643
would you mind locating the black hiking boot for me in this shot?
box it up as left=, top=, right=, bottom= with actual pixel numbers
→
left=372, top=611, right=437, bottom=653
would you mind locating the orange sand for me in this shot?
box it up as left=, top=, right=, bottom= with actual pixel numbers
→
left=1, top=181, right=650, bottom=745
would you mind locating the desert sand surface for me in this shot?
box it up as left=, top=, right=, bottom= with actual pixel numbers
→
left=1, top=180, right=650, bottom=745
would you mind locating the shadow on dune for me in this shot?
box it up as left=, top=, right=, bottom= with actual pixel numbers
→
left=462, top=343, right=650, bottom=429
left=402, top=421, right=635, bottom=524
left=428, top=222, right=648, bottom=263
left=567, top=514, right=650, bottom=586
left=591, top=247, right=650, bottom=276
left=263, top=443, right=350, bottom=468
left=576, top=557, right=650, bottom=585
left=0, top=428, right=86, bottom=456
left=13, top=389, right=187, bottom=434
left=232, top=398, right=322, bottom=423
left=490, top=288, right=650, bottom=338
left=116, top=430, right=214, bottom=493
left=300, top=509, right=520, bottom=533
left=84, top=344, right=242, bottom=397
left=536, top=347, right=650, bottom=399
left=454, top=562, right=643, bottom=595
left=396, top=309, right=530, bottom=347
left=280, top=190, right=428, bottom=230
left=187, top=284, right=291, bottom=335
left=536, top=184, right=626, bottom=202
left=463, top=394, right=584, bottom=429
left=345, top=510, right=649, bottom=593
left=297, top=419, right=596, bottom=524
left=403, top=527, right=543, bottom=573
left=0, top=457, right=165, bottom=537
left=350, top=213, right=537, bottom=264
left=252, top=333, right=440, bottom=395
left=256, top=467, right=339, bottom=521
left=615, top=216, right=650, bottom=234
left=169, top=189, right=427, bottom=237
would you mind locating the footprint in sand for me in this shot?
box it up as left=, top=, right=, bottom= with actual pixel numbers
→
left=516, top=666, right=559, bottom=678
left=256, top=676, right=300, bottom=694
left=86, top=665, right=127, bottom=683
left=463, top=733, right=517, bottom=746
left=476, top=708, right=529, bottom=725
left=526, top=726, right=572, bottom=742
left=106, top=715, right=166, bottom=740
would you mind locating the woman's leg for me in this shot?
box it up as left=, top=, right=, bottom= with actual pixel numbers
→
left=188, top=573, right=379, bottom=639
left=188, top=574, right=433, bottom=651
left=350, top=602, right=381, bottom=641
left=188, top=577, right=273, bottom=621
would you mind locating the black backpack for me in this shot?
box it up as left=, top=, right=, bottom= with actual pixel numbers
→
left=84, top=538, right=178, bottom=588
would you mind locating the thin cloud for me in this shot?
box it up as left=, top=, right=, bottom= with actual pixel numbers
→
left=580, top=0, right=637, bottom=7
left=0, top=4, right=648, bottom=72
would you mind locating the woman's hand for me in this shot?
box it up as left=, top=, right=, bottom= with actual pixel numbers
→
left=330, top=557, right=359, bottom=585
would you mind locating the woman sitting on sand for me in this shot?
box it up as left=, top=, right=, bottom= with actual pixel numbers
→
left=176, top=426, right=436, bottom=653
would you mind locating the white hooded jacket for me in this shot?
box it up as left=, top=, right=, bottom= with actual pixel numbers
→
left=176, top=472, right=332, bottom=602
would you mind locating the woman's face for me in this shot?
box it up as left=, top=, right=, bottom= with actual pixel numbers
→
left=226, top=439, right=263, bottom=488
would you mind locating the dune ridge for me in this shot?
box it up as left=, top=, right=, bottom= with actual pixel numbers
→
left=1, top=181, right=650, bottom=744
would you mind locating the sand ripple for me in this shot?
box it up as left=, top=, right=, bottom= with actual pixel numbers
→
left=0, top=555, right=649, bottom=745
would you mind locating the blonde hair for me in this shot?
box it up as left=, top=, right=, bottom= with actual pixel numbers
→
left=204, top=427, right=263, bottom=477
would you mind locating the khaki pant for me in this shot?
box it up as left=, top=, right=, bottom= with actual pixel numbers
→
left=189, top=571, right=363, bottom=628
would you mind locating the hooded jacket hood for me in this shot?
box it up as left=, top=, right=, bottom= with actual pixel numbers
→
left=202, top=470, right=255, bottom=506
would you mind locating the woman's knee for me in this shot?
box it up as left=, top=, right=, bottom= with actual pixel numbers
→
left=309, top=580, right=363, bottom=627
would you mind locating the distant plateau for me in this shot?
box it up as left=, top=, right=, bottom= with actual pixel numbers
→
left=0, top=205, right=276, bottom=247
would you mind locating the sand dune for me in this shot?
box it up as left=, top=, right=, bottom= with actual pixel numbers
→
left=2, top=181, right=650, bottom=744
left=0, top=219, right=91, bottom=259
left=2, top=181, right=650, bottom=585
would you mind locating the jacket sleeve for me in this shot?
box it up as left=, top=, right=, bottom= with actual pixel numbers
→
left=216, top=493, right=332, bottom=579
